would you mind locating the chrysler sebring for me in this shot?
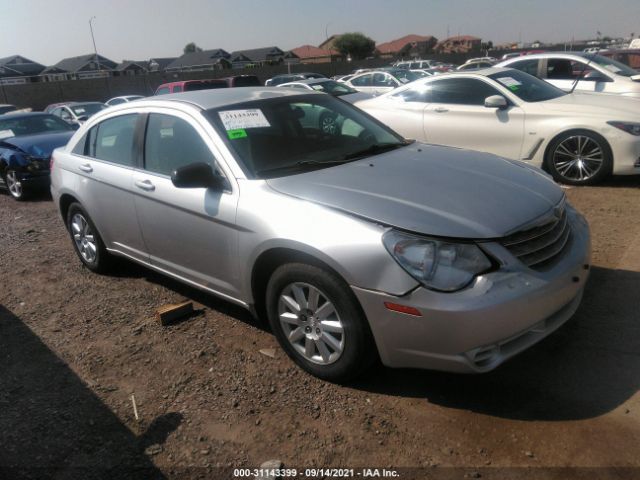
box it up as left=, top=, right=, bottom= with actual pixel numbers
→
left=50, top=88, right=590, bottom=381
left=356, top=68, right=640, bottom=185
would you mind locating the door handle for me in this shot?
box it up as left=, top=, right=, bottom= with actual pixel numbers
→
left=78, top=164, right=93, bottom=173
left=135, top=179, right=155, bottom=192
left=434, top=107, right=449, bottom=113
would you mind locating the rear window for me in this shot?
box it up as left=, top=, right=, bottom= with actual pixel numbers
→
left=184, top=81, right=228, bottom=92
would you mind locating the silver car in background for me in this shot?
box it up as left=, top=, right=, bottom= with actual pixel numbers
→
left=50, top=88, right=590, bottom=381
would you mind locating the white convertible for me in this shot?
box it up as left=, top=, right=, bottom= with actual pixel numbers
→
left=356, top=67, right=640, bottom=185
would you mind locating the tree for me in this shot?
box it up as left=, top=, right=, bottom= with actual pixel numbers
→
left=333, top=32, right=376, bottom=60
left=184, top=42, right=203, bottom=54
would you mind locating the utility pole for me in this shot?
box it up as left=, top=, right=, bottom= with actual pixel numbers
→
left=89, top=16, right=102, bottom=73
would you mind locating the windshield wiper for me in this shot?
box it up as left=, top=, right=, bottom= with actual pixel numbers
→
left=341, top=142, right=407, bottom=161
left=255, top=158, right=352, bottom=176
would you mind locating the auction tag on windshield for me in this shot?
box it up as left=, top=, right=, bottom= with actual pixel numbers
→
left=496, top=77, right=522, bottom=88
left=227, top=129, right=247, bottom=139
left=0, top=129, right=14, bottom=139
left=219, top=109, right=270, bottom=130
left=75, top=108, right=85, bottom=114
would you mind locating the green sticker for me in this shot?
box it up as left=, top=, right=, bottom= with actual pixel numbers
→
left=227, top=129, right=247, bottom=139
left=509, top=85, right=519, bottom=91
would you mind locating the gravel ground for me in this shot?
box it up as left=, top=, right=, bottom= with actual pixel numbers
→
left=1, top=178, right=639, bottom=480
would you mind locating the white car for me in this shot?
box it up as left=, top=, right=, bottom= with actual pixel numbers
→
left=105, top=95, right=144, bottom=106
left=343, top=70, right=425, bottom=96
left=497, top=53, right=640, bottom=97
left=356, top=67, right=640, bottom=185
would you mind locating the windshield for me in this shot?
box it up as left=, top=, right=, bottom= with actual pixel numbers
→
left=390, top=70, right=425, bottom=83
left=489, top=70, right=567, bottom=102
left=71, top=103, right=106, bottom=117
left=0, top=114, right=72, bottom=139
left=204, top=94, right=405, bottom=179
left=586, top=54, right=639, bottom=77
left=309, top=80, right=358, bottom=96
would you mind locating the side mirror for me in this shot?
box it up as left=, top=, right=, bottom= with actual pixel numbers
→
left=583, top=71, right=610, bottom=82
left=171, top=162, right=226, bottom=190
left=484, top=95, right=508, bottom=109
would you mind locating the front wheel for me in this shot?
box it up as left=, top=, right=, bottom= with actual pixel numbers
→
left=545, top=130, right=612, bottom=185
left=266, top=263, right=376, bottom=382
left=5, top=170, right=28, bottom=200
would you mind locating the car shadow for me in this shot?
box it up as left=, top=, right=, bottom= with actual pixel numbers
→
left=106, top=258, right=265, bottom=332
left=0, top=188, right=52, bottom=202
left=584, top=175, right=640, bottom=188
left=349, top=266, right=640, bottom=421
left=0, top=305, right=178, bottom=479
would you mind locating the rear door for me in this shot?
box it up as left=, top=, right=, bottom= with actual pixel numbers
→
left=132, top=109, right=241, bottom=299
left=423, top=77, right=525, bottom=159
left=348, top=73, right=374, bottom=93
left=65, top=113, right=148, bottom=262
left=371, top=73, right=400, bottom=95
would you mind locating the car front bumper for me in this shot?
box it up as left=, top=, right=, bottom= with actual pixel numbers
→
left=352, top=208, right=591, bottom=373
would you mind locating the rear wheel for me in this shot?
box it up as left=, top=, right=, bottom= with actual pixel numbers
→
left=66, top=203, right=112, bottom=273
left=266, top=263, right=376, bottom=382
left=545, top=130, right=612, bottom=185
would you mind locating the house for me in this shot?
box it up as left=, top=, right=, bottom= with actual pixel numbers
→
left=375, top=34, right=438, bottom=59
left=290, top=45, right=340, bottom=64
left=42, top=53, right=117, bottom=81
left=0, top=55, right=46, bottom=84
left=147, top=57, right=177, bottom=72
left=114, top=60, right=148, bottom=76
left=165, top=49, right=231, bottom=72
left=434, top=35, right=482, bottom=54
left=229, top=47, right=298, bottom=68
left=319, top=35, right=342, bottom=51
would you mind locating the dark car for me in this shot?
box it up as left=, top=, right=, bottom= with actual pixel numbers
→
left=598, top=49, right=640, bottom=70
left=154, top=79, right=228, bottom=95
left=223, top=75, right=261, bottom=87
left=265, top=72, right=326, bottom=86
left=0, top=112, right=74, bottom=200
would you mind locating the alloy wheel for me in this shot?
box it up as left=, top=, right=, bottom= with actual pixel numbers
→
left=278, top=282, right=345, bottom=365
left=71, top=213, right=97, bottom=264
left=552, top=135, right=604, bottom=182
left=6, top=171, right=22, bottom=199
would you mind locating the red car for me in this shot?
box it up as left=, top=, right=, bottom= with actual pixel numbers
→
left=154, top=79, right=228, bottom=95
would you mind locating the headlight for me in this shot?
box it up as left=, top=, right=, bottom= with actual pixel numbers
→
left=607, top=121, right=640, bottom=136
left=383, top=230, right=492, bottom=292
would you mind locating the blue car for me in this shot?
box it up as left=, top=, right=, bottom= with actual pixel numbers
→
left=0, top=112, right=74, bottom=200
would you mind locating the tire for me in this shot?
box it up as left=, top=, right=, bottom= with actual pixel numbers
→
left=545, top=130, right=612, bottom=186
left=266, top=262, right=377, bottom=382
left=4, top=169, right=29, bottom=201
left=66, top=202, right=112, bottom=273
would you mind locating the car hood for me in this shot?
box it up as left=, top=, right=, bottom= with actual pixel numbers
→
left=266, top=143, right=564, bottom=239
left=539, top=92, right=640, bottom=117
left=0, top=131, right=74, bottom=157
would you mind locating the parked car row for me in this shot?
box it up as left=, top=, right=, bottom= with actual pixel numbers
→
left=3, top=58, right=639, bottom=381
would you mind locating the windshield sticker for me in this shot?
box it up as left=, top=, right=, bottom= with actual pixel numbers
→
left=74, top=108, right=86, bottom=114
left=496, top=77, right=522, bottom=88
left=602, top=64, right=622, bottom=73
left=219, top=109, right=270, bottom=130
left=0, top=129, right=15, bottom=139
left=227, top=128, right=247, bottom=139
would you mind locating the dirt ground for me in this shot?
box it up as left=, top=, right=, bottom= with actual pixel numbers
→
left=1, top=178, right=639, bottom=480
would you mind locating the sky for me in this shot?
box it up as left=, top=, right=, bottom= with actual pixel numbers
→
left=1, top=0, right=639, bottom=65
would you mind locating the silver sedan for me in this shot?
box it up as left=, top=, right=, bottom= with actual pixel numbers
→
left=50, top=88, right=590, bottom=381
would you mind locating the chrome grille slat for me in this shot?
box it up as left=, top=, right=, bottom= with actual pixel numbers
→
left=499, top=206, right=571, bottom=270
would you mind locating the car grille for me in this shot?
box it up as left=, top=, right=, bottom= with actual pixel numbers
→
left=500, top=205, right=571, bottom=269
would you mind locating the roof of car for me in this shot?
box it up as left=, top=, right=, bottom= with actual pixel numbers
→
left=144, top=87, right=323, bottom=110
left=0, top=111, right=52, bottom=120
left=500, top=52, right=593, bottom=62
left=280, top=78, right=332, bottom=86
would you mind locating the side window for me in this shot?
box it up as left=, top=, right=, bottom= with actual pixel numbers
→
left=72, top=133, right=88, bottom=155
left=546, top=59, right=574, bottom=80
left=508, top=59, right=539, bottom=76
left=372, top=73, right=389, bottom=87
left=86, top=114, right=138, bottom=166
left=155, top=87, right=170, bottom=95
left=430, top=78, right=502, bottom=105
left=393, top=85, right=431, bottom=103
left=109, top=98, right=125, bottom=106
left=350, top=74, right=372, bottom=87
left=172, top=85, right=183, bottom=93
left=144, top=114, right=216, bottom=176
